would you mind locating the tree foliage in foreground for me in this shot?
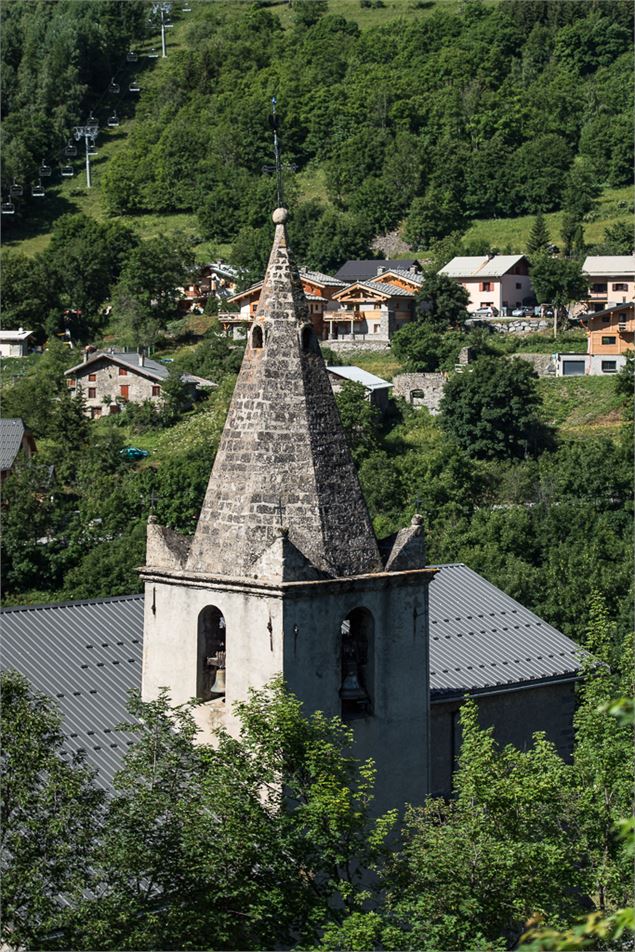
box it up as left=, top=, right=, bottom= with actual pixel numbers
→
left=3, top=627, right=633, bottom=951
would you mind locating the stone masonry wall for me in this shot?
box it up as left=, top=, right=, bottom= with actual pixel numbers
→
left=392, top=373, right=448, bottom=414
left=71, top=358, right=161, bottom=415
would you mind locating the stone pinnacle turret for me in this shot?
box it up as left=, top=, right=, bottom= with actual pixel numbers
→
left=185, top=208, right=383, bottom=580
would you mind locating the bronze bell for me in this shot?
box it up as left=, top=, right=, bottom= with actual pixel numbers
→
left=340, top=662, right=367, bottom=702
left=210, top=667, right=226, bottom=697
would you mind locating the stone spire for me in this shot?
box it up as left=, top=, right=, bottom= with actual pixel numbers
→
left=186, top=208, right=382, bottom=580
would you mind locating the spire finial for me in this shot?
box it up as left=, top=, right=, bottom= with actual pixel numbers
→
left=270, top=96, right=283, bottom=208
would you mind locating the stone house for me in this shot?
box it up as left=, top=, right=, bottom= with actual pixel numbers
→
left=556, top=301, right=634, bottom=376
left=440, top=255, right=534, bottom=314
left=579, top=255, right=635, bottom=313
left=0, top=328, right=33, bottom=357
left=65, top=350, right=214, bottom=418
left=0, top=417, right=36, bottom=482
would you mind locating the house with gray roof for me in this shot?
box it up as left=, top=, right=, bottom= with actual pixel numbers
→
left=0, top=563, right=581, bottom=796
left=0, top=418, right=36, bottom=481
left=335, top=259, right=422, bottom=283
left=65, top=350, right=215, bottom=419
left=440, top=254, right=534, bottom=315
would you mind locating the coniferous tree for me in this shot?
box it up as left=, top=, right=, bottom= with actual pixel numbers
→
left=527, top=212, right=551, bottom=257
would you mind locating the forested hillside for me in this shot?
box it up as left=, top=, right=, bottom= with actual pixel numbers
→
left=2, top=0, right=632, bottom=273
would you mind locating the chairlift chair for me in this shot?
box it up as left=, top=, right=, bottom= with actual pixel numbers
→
left=61, top=164, right=74, bottom=177
left=126, top=50, right=138, bottom=62
left=87, top=138, right=98, bottom=156
left=182, top=4, right=191, bottom=10
left=109, top=78, right=120, bottom=94
left=32, top=181, right=45, bottom=198
left=39, top=160, right=52, bottom=177
left=1, top=200, right=15, bottom=215
left=64, top=141, right=78, bottom=157
left=147, top=48, right=159, bottom=58
left=107, top=112, right=120, bottom=128
left=129, top=80, right=141, bottom=93
left=10, top=180, right=23, bottom=197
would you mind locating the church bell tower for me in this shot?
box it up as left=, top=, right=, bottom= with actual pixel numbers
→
left=141, top=207, right=435, bottom=813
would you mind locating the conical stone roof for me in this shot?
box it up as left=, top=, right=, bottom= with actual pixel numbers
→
left=186, top=208, right=383, bottom=580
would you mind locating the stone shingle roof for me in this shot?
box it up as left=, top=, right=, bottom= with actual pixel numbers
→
left=0, top=565, right=581, bottom=789
left=0, top=418, right=26, bottom=471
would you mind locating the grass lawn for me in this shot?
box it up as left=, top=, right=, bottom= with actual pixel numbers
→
left=323, top=348, right=405, bottom=381
left=537, top=376, right=627, bottom=438
left=455, top=186, right=633, bottom=255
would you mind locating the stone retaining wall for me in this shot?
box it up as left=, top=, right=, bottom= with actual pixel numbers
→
left=466, top=317, right=551, bottom=334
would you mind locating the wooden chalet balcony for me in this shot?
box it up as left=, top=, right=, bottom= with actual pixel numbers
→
left=218, top=311, right=250, bottom=323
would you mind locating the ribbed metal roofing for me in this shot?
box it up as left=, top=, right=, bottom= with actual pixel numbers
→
left=583, top=255, right=635, bottom=277
left=0, top=595, right=144, bottom=789
left=327, top=367, right=391, bottom=390
left=0, top=565, right=581, bottom=788
left=0, top=418, right=26, bottom=471
left=429, top=564, right=581, bottom=697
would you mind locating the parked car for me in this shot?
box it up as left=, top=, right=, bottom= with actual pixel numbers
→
left=120, top=446, right=149, bottom=461
left=473, top=306, right=499, bottom=317
left=511, top=307, right=532, bottom=317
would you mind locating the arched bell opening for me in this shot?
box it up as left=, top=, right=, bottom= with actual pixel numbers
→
left=339, top=607, right=374, bottom=720
left=251, top=324, right=264, bottom=349
left=300, top=323, right=316, bottom=354
left=197, top=606, right=226, bottom=701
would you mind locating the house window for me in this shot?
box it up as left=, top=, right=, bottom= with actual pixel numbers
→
left=480, top=281, right=492, bottom=292
left=373, top=324, right=380, bottom=333
left=601, top=336, right=616, bottom=345
left=601, top=316, right=611, bottom=323
left=151, top=385, right=161, bottom=397
left=197, top=606, right=226, bottom=701
left=602, top=360, right=617, bottom=373
left=612, top=283, right=628, bottom=291
left=88, top=373, right=97, bottom=381
left=90, top=406, right=102, bottom=419
left=118, top=366, right=128, bottom=376
left=515, top=282, right=522, bottom=289
left=120, top=385, right=129, bottom=400
left=88, top=387, right=96, bottom=398
left=591, top=283, right=608, bottom=294
left=251, top=325, right=263, bottom=349
left=340, top=607, right=374, bottom=720
left=67, top=377, right=76, bottom=387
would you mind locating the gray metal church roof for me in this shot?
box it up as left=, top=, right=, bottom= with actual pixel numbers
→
left=0, top=565, right=581, bottom=787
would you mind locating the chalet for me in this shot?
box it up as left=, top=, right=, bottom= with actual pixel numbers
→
left=326, top=280, right=417, bottom=343
left=580, top=255, right=635, bottom=313
left=440, top=255, right=534, bottom=314
left=556, top=301, right=634, bottom=376
left=179, top=261, right=239, bottom=313
left=335, top=259, right=422, bottom=283
left=221, top=269, right=346, bottom=340
left=65, top=350, right=215, bottom=418
left=326, top=366, right=392, bottom=411
left=0, top=328, right=33, bottom=357
left=0, top=418, right=36, bottom=482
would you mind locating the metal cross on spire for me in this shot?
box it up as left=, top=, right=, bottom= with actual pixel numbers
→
left=263, top=96, right=296, bottom=209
